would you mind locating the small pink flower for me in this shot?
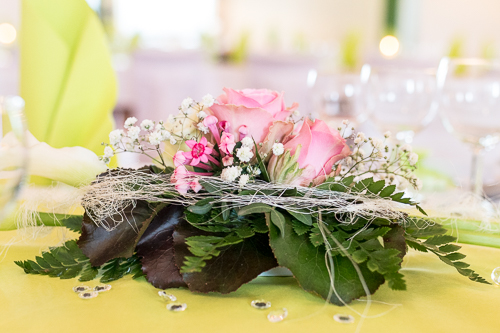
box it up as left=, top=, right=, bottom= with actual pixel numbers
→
left=190, top=179, right=202, bottom=193
left=219, top=132, right=236, bottom=155
left=173, top=151, right=187, bottom=167
left=183, top=137, right=213, bottom=166
left=171, top=166, right=189, bottom=182
left=238, top=125, right=248, bottom=141
left=218, top=120, right=231, bottom=132
left=222, top=156, right=234, bottom=166
left=202, top=115, right=220, bottom=144
left=175, top=179, right=190, bottom=195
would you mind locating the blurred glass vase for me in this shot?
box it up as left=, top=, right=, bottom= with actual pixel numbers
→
left=361, top=64, right=437, bottom=143
left=437, top=58, right=500, bottom=196
left=0, top=96, right=27, bottom=222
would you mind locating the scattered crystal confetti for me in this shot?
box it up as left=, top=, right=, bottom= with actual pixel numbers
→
left=94, top=284, right=112, bottom=292
left=267, top=308, right=288, bottom=323
left=78, top=291, right=99, bottom=299
left=333, top=314, right=355, bottom=324
left=491, top=267, right=500, bottom=285
left=166, top=302, right=187, bottom=312
left=158, top=291, right=177, bottom=301
left=73, top=285, right=91, bottom=293
left=251, top=299, right=271, bottom=309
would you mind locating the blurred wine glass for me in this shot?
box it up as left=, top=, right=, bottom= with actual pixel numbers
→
left=361, top=64, right=437, bottom=143
left=0, top=96, right=27, bottom=222
left=308, top=70, right=367, bottom=131
left=437, top=57, right=500, bottom=196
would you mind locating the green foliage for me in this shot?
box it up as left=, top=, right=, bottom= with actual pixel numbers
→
left=15, top=240, right=144, bottom=282
left=254, top=140, right=270, bottom=182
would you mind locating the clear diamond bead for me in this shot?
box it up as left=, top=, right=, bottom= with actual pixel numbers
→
left=333, top=314, right=355, bottom=324
left=94, top=284, right=112, bottom=292
left=73, top=285, right=91, bottom=293
left=251, top=299, right=271, bottom=309
left=158, top=291, right=177, bottom=301
left=267, top=308, right=288, bottom=323
left=166, top=302, right=187, bottom=312
left=491, top=267, right=500, bottom=285
left=78, top=291, right=99, bottom=299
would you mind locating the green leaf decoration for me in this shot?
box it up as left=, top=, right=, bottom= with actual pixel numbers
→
left=424, top=235, right=457, bottom=246
left=198, top=179, right=222, bottom=194
left=269, top=209, right=286, bottom=236
left=79, top=263, right=99, bottom=281
left=100, top=255, right=144, bottom=283
left=367, top=180, right=386, bottom=195
left=353, top=177, right=374, bottom=192
left=173, top=220, right=278, bottom=294
left=309, top=224, right=324, bottom=247
left=415, top=205, right=428, bottom=216
left=187, top=204, right=213, bottom=215
left=135, top=205, right=187, bottom=289
left=269, top=220, right=385, bottom=305
left=291, top=218, right=311, bottom=236
left=439, top=244, right=462, bottom=253
left=253, top=140, right=271, bottom=182
left=237, top=203, right=272, bottom=216
left=379, top=185, right=396, bottom=198
left=78, top=201, right=166, bottom=266
left=288, top=210, right=312, bottom=226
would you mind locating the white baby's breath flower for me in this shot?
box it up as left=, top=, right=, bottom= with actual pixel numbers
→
left=127, top=126, right=141, bottom=141
left=155, top=122, right=165, bottom=131
left=236, top=146, right=254, bottom=163
left=149, top=131, right=163, bottom=145
left=272, top=143, right=284, bottom=156
left=109, top=129, right=124, bottom=146
left=124, top=117, right=138, bottom=129
left=356, top=132, right=366, bottom=141
left=292, top=109, right=300, bottom=117
left=161, top=131, right=171, bottom=140
left=241, top=137, right=254, bottom=148
left=221, top=166, right=242, bottom=182
left=354, top=137, right=362, bottom=144
left=103, top=146, right=114, bottom=158
left=239, top=174, right=250, bottom=187
left=197, top=111, right=207, bottom=119
left=342, top=119, right=349, bottom=125
left=181, top=97, right=193, bottom=111
left=345, top=156, right=353, bottom=165
left=372, top=138, right=383, bottom=150
left=409, top=152, right=419, bottom=165
left=201, top=94, right=215, bottom=107
left=401, top=144, right=412, bottom=153
left=167, top=114, right=176, bottom=124
left=140, top=119, right=155, bottom=131
left=169, top=136, right=177, bottom=145
left=197, top=123, right=209, bottom=134
left=384, top=131, right=391, bottom=139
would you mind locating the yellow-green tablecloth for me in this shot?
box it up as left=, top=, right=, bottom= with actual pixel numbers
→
left=0, top=228, right=498, bottom=333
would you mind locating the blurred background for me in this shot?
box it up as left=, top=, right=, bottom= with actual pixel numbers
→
left=2, top=0, right=500, bottom=195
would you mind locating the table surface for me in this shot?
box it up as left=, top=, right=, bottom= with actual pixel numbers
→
left=1, top=228, right=498, bottom=333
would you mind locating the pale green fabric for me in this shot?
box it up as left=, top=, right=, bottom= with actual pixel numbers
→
left=20, top=0, right=116, bottom=156
left=0, top=228, right=498, bottom=333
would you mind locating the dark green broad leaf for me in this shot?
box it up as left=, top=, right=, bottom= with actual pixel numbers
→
left=288, top=210, right=312, bottom=226
left=135, top=205, right=187, bottom=289
left=173, top=221, right=278, bottom=294
left=268, top=221, right=385, bottom=305
left=78, top=201, right=165, bottom=266
left=237, top=203, right=272, bottom=216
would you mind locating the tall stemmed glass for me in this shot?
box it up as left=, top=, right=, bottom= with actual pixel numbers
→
left=437, top=57, right=500, bottom=196
left=361, top=64, right=437, bottom=143
left=0, top=96, right=27, bottom=223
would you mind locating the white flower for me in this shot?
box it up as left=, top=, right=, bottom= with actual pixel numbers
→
left=167, top=114, right=176, bottom=124
left=201, top=94, right=215, bottom=107
left=169, top=136, right=177, bottom=145
left=292, top=109, right=300, bottom=117
left=109, top=129, right=124, bottom=146
left=149, top=131, right=163, bottom=145
left=127, top=126, right=141, bottom=141
left=401, top=144, right=412, bottom=153
left=181, top=97, right=193, bottom=111
left=384, top=131, right=391, bottom=139
left=197, top=123, right=209, bottom=134
left=124, top=117, right=138, bottom=129
left=155, top=122, right=165, bottom=131
left=140, top=119, right=155, bottom=131
left=241, top=137, right=254, bottom=148
left=414, top=178, right=423, bottom=190
left=409, top=152, right=419, bottom=165
left=161, top=130, right=171, bottom=140
left=272, top=143, right=284, bottom=156
left=236, top=146, right=254, bottom=163
left=103, top=146, right=114, bottom=158
left=345, top=156, right=353, bottom=165
left=239, top=174, right=250, bottom=187
left=342, top=119, right=349, bottom=125
left=221, top=166, right=242, bottom=182
left=197, top=111, right=207, bottom=119
left=372, top=138, right=383, bottom=150
left=356, top=132, right=366, bottom=141
left=354, top=137, right=362, bottom=144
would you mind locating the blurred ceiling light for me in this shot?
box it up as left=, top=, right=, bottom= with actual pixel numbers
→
left=0, top=23, right=17, bottom=44
left=379, top=35, right=399, bottom=57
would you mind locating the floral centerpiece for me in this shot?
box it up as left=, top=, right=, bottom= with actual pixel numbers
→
left=16, top=88, right=488, bottom=305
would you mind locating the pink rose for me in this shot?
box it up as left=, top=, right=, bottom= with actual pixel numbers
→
left=267, top=118, right=351, bottom=186
left=208, top=88, right=298, bottom=144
